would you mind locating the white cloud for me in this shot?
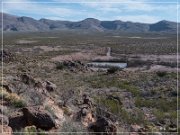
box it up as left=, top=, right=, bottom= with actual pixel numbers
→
left=1, top=0, right=178, bottom=22
left=3, top=0, right=85, bottom=19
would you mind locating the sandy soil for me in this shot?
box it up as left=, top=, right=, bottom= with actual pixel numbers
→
left=33, top=46, right=61, bottom=52
left=129, top=54, right=178, bottom=63
left=148, top=65, right=178, bottom=72
left=51, top=51, right=113, bottom=62
left=16, top=40, right=38, bottom=44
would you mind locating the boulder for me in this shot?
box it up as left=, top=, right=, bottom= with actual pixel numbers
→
left=9, top=106, right=56, bottom=131
left=81, top=107, right=89, bottom=117
left=34, top=81, right=44, bottom=89
left=20, top=74, right=36, bottom=87
left=45, top=81, right=57, bottom=92
left=9, top=111, right=26, bottom=130
left=88, top=116, right=117, bottom=135
left=21, top=107, right=55, bottom=130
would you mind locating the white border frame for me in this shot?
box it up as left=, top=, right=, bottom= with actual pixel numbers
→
left=1, top=0, right=179, bottom=134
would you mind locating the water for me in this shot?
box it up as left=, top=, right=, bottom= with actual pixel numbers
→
left=87, top=62, right=127, bottom=69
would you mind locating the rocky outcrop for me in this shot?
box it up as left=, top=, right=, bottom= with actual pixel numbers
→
left=9, top=111, right=26, bottom=130
left=9, top=106, right=56, bottom=131
left=88, top=116, right=117, bottom=135
left=21, top=107, right=55, bottom=130
left=75, top=105, right=95, bottom=127
left=21, top=74, right=57, bottom=92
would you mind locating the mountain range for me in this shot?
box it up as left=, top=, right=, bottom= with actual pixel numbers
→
left=1, top=12, right=179, bottom=33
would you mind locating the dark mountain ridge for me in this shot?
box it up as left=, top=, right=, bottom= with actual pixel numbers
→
left=0, top=12, right=179, bottom=33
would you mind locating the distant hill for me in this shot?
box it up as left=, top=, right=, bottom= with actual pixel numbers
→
left=0, top=12, right=179, bottom=33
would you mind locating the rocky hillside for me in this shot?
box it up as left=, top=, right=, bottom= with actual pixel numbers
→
left=1, top=12, right=179, bottom=33
left=0, top=47, right=178, bottom=134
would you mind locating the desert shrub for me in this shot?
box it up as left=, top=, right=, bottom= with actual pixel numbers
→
left=56, top=62, right=65, bottom=70
left=13, top=99, right=27, bottom=108
left=167, top=72, right=177, bottom=79
left=0, top=87, right=9, bottom=99
left=24, top=126, right=37, bottom=135
left=118, top=108, right=146, bottom=125
left=20, top=127, right=47, bottom=135
left=107, top=67, right=119, bottom=74
left=5, top=93, right=27, bottom=108
left=128, top=60, right=152, bottom=67
left=62, top=107, right=73, bottom=116
left=1, top=87, right=26, bottom=107
left=135, top=97, right=177, bottom=112
left=60, top=121, right=87, bottom=134
left=118, top=82, right=140, bottom=96
left=157, top=61, right=177, bottom=68
left=86, top=75, right=140, bottom=96
left=95, top=96, right=146, bottom=125
left=96, top=96, right=121, bottom=114
left=156, top=71, right=167, bottom=77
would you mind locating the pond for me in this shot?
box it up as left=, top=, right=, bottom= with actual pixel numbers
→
left=87, top=62, right=127, bottom=69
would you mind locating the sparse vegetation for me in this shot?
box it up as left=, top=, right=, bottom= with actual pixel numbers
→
left=60, top=121, right=87, bottom=134
left=2, top=31, right=178, bottom=133
left=107, top=67, right=119, bottom=74
left=1, top=87, right=27, bottom=108
left=56, top=62, right=65, bottom=70
left=156, top=71, right=167, bottom=77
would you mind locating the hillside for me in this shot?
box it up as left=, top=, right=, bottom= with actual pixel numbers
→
left=1, top=12, right=179, bottom=33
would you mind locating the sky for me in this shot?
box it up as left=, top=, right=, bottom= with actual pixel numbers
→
left=1, top=0, right=180, bottom=23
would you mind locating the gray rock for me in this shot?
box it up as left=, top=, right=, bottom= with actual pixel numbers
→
left=45, top=81, right=57, bottom=92
left=21, top=106, right=55, bottom=130
left=0, top=114, right=9, bottom=125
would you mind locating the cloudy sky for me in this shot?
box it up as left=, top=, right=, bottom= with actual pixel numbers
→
left=1, top=0, right=179, bottom=23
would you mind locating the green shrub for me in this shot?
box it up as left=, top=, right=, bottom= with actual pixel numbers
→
left=119, top=108, right=146, bottom=125
left=56, top=62, right=65, bottom=70
left=107, top=67, right=119, bottom=74
left=135, top=97, right=177, bottom=112
left=156, top=71, right=167, bottom=77
left=13, top=99, right=27, bottom=108
left=86, top=75, right=140, bottom=96
left=2, top=88, right=27, bottom=108
left=24, top=126, right=37, bottom=135
left=96, top=97, right=121, bottom=114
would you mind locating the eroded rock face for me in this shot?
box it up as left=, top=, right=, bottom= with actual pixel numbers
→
left=8, top=107, right=56, bottom=131
left=9, top=111, right=26, bottom=130
left=88, top=116, right=117, bottom=135
left=21, top=107, right=55, bottom=130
